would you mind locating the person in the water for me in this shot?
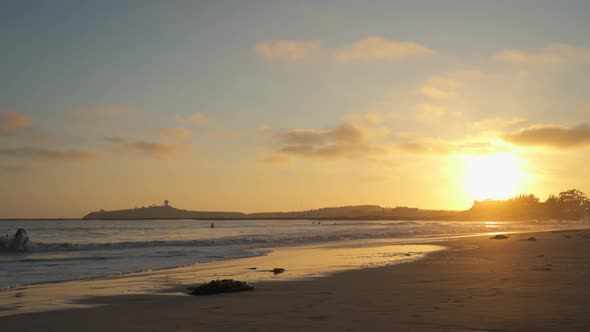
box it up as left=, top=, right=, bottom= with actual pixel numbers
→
left=0, top=228, right=30, bottom=252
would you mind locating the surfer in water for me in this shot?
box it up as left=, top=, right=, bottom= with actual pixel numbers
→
left=210, top=222, right=215, bottom=229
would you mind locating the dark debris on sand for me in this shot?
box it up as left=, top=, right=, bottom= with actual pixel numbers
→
left=533, top=264, right=553, bottom=271
left=490, top=234, right=509, bottom=240
left=188, top=279, right=254, bottom=296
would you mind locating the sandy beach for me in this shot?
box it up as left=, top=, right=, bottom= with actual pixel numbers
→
left=1, top=229, right=589, bottom=331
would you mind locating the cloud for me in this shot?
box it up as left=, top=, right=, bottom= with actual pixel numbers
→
left=0, top=164, right=34, bottom=173
left=0, top=147, right=98, bottom=162
left=258, top=154, right=291, bottom=165
left=502, top=124, right=590, bottom=148
left=0, top=112, right=32, bottom=136
left=66, top=104, right=136, bottom=127
left=66, top=104, right=136, bottom=116
left=419, top=76, right=456, bottom=100
left=396, top=131, right=416, bottom=138
left=157, top=127, right=191, bottom=139
left=177, top=112, right=213, bottom=125
left=398, top=137, right=499, bottom=156
left=346, top=111, right=383, bottom=125
left=398, top=139, right=453, bottom=155
left=104, top=136, right=127, bottom=143
left=108, top=137, right=187, bottom=160
left=495, top=43, right=590, bottom=64
left=264, top=122, right=390, bottom=160
left=278, top=129, right=326, bottom=145
left=254, top=40, right=322, bottom=62
left=416, top=103, right=446, bottom=121
left=208, top=130, right=241, bottom=142
left=332, top=37, right=433, bottom=63
left=254, top=37, right=433, bottom=64
left=471, top=117, right=528, bottom=132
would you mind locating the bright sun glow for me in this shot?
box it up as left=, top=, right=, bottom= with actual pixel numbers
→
left=463, top=152, right=523, bottom=201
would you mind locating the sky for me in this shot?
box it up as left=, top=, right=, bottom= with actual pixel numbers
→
left=1, top=0, right=590, bottom=218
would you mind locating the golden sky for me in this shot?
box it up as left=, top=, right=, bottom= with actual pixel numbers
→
left=1, top=1, right=590, bottom=218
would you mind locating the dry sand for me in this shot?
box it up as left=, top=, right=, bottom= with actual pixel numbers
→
left=2, top=229, right=590, bottom=331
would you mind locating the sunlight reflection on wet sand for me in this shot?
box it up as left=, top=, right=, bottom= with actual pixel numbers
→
left=0, top=241, right=445, bottom=316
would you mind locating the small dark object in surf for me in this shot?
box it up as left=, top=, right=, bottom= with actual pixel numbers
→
left=521, top=237, right=537, bottom=241
left=188, top=279, right=253, bottom=296
left=564, top=235, right=572, bottom=239
left=490, top=234, right=509, bottom=240
left=403, top=253, right=412, bottom=256
left=248, top=267, right=257, bottom=270
left=272, top=268, right=285, bottom=275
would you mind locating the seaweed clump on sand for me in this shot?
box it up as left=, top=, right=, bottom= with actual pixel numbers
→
left=490, top=234, right=509, bottom=240
left=188, top=279, right=254, bottom=296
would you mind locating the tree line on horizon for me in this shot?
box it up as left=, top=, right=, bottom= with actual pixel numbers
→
left=468, top=189, right=590, bottom=221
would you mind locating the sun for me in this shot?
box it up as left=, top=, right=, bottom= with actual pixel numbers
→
left=463, top=152, right=523, bottom=201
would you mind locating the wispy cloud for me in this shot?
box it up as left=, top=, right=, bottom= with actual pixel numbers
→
left=66, top=104, right=136, bottom=127
left=254, top=40, right=322, bottom=62
left=66, top=104, right=136, bottom=116
left=108, top=137, right=187, bottom=160
left=103, top=136, right=127, bottom=143
left=495, top=43, right=590, bottom=64
left=208, top=130, right=241, bottom=142
left=398, top=138, right=453, bottom=155
left=398, top=137, right=500, bottom=156
left=0, top=147, right=98, bottom=162
left=502, top=123, right=590, bottom=148
left=254, top=37, right=433, bottom=64
left=257, top=154, right=292, bottom=165
left=419, top=76, right=456, bottom=100
left=416, top=103, right=446, bottom=121
left=263, top=122, right=390, bottom=161
left=156, top=127, right=191, bottom=139
left=471, top=117, right=528, bottom=132
left=332, top=37, right=433, bottom=63
left=0, top=164, right=34, bottom=173
left=0, top=112, right=32, bottom=136
left=346, top=111, right=383, bottom=125
left=177, top=112, right=213, bottom=125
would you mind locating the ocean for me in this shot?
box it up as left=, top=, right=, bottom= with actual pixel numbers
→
left=0, top=218, right=587, bottom=289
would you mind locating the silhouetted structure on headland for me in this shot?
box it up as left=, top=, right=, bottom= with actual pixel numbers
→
left=83, top=204, right=458, bottom=220
left=83, top=189, right=590, bottom=221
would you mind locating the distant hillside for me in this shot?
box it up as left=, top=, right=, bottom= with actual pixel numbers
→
left=83, top=206, right=246, bottom=220
left=82, top=188, right=590, bottom=221
left=83, top=204, right=462, bottom=220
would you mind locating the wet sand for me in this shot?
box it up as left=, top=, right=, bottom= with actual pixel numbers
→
left=2, top=229, right=590, bottom=331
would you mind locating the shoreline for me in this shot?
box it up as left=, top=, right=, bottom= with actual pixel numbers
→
left=0, top=230, right=532, bottom=293
left=2, top=228, right=590, bottom=330
left=0, top=235, right=452, bottom=316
